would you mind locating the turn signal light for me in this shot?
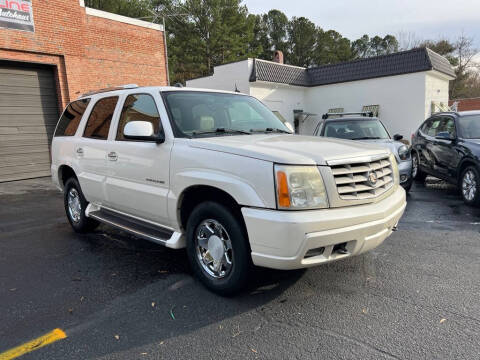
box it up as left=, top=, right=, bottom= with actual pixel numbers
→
left=276, top=171, right=291, bottom=208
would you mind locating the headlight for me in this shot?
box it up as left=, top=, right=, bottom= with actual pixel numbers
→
left=397, top=145, right=410, bottom=160
left=390, top=153, right=400, bottom=186
left=275, top=165, right=328, bottom=209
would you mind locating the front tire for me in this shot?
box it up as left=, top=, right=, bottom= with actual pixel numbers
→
left=412, top=152, right=427, bottom=183
left=460, top=166, right=480, bottom=206
left=186, top=201, right=251, bottom=295
left=64, top=177, right=99, bottom=233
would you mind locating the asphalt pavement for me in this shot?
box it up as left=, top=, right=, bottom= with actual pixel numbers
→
left=0, top=178, right=479, bottom=359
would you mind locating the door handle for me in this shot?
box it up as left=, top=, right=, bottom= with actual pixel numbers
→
left=76, top=148, right=84, bottom=156
left=108, top=151, right=118, bottom=161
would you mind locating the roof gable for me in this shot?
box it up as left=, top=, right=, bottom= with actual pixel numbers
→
left=250, top=48, right=455, bottom=87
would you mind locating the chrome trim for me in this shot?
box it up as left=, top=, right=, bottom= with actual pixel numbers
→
left=89, top=212, right=169, bottom=244
left=326, top=153, right=390, bottom=166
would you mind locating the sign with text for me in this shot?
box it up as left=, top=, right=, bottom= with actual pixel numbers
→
left=0, top=0, right=35, bottom=32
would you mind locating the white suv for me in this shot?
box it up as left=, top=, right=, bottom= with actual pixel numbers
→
left=51, top=85, right=406, bottom=294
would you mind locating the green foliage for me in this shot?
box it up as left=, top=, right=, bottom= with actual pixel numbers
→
left=314, top=29, right=353, bottom=65
left=287, top=17, right=316, bottom=67
left=352, top=34, right=399, bottom=58
left=84, top=0, right=154, bottom=18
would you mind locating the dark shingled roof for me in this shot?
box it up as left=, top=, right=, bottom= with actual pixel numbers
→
left=249, top=48, right=455, bottom=87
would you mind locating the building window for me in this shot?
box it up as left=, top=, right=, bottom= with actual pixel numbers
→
left=362, top=105, right=379, bottom=117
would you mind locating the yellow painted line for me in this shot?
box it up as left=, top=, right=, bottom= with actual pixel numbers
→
left=0, top=328, right=67, bottom=360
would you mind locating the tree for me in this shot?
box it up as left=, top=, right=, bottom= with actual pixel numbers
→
left=84, top=0, right=154, bottom=18
left=262, top=10, right=289, bottom=58
left=352, top=34, right=399, bottom=58
left=314, top=29, right=353, bottom=65
left=164, top=0, right=254, bottom=84
left=287, top=17, right=316, bottom=67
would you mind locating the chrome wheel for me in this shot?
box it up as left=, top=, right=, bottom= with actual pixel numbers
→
left=67, top=188, right=82, bottom=223
left=195, top=219, right=233, bottom=279
left=412, top=155, right=418, bottom=178
left=462, top=170, right=477, bottom=201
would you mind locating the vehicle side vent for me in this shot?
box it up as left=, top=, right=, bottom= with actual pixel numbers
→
left=330, top=157, right=394, bottom=200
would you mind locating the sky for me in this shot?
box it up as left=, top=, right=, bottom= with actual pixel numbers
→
left=243, top=0, right=480, bottom=49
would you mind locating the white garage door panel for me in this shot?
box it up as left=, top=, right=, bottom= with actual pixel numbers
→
left=0, top=64, right=59, bottom=182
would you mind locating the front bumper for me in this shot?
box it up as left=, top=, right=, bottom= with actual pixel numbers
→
left=242, top=186, right=406, bottom=270
left=398, top=158, right=412, bottom=185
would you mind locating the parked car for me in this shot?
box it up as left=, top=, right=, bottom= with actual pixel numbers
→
left=51, top=85, right=406, bottom=294
left=411, top=111, right=480, bottom=205
left=313, top=113, right=413, bottom=191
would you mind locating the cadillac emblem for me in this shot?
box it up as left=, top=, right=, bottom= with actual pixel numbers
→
left=367, top=170, right=378, bottom=187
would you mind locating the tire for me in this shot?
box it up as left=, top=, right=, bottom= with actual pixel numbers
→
left=412, top=152, right=427, bottom=183
left=402, top=178, right=412, bottom=192
left=64, top=177, right=99, bottom=233
left=186, top=201, right=251, bottom=295
left=460, top=166, right=480, bottom=206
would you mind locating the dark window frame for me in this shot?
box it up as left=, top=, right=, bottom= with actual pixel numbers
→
left=82, top=96, right=119, bottom=141
left=115, top=93, right=163, bottom=142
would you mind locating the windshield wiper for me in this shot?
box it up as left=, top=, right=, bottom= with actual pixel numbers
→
left=192, top=128, right=251, bottom=136
left=351, top=136, right=381, bottom=140
left=250, top=127, right=292, bottom=134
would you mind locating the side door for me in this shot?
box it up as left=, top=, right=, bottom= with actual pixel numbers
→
left=76, top=96, right=119, bottom=204
left=104, top=92, right=172, bottom=226
left=421, top=117, right=442, bottom=174
left=431, top=116, right=460, bottom=180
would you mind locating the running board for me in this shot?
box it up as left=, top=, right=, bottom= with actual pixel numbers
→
left=86, top=205, right=185, bottom=249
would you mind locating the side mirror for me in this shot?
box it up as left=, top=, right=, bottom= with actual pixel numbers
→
left=435, top=131, right=454, bottom=141
left=123, top=121, right=165, bottom=143
left=393, top=134, right=403, bottom=141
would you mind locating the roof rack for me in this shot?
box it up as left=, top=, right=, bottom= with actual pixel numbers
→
left=322, top=112, right=374, bottom=120
left=81, top=84, right=139, bottom=98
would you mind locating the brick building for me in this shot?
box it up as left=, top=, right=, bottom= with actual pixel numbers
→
left=449, top=97, right=480, bottom=112
left=0, top=0, right=167, bottom=181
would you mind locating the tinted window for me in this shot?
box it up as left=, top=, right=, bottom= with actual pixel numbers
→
left=54, top=99, right=90, bottom=137
left=117, top=94, right=160, bottom=141
left=426, top=118, right=441, bottom=137
left=163, top=91, right=290, bottom=137
left=323, top=119, right=390, bottom=140
left=437, top=117, right=456, bottom=137
left=83, top=97, right=118, bottom=140
left=458, top=115, right=480, bottom=139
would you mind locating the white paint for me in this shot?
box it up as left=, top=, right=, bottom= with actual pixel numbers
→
left=85, top=7, right=164, bottom=31
left=186, top=59, right=252, bottom=94
left=79, top=0, right=85, bottom=7
left=187, top=58, right=454, bottom=138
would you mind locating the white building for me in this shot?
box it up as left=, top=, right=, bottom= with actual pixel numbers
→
left=186, top=48, right=455, bottom=138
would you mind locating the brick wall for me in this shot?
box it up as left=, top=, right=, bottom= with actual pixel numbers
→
left=449, top=98, right=480, bottom=112
left=0, top=0, right=167, bottom=110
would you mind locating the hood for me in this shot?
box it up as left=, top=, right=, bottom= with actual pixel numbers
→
left=359, top=139, right=406, bottom=162
left=188, top=134, right=390, bottom=165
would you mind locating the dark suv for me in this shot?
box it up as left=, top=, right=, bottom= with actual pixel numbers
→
left=411, top=111, right=480, bottom=205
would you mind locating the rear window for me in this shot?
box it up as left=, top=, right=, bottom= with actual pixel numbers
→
left=54, top=99, right=90, bottom=137
left=83, top=96, right=119, bottom=140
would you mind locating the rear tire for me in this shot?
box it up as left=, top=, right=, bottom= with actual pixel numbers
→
left=186, top=201, right=251, bottom=295
left=412, top=152, right=427, bottom=183
left=64, top=177, right=99, bottom=233
left=460, top=166, right=480, bottom=207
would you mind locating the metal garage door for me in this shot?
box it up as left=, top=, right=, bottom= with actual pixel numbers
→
left=0, top=62, right=59, bottom=182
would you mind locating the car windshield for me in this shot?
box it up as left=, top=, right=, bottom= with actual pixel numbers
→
left=162, top=91, right=291, bottom=137
left=458, top=115, right=480, bottom=139
left=322, top=119, right=390, bottom=140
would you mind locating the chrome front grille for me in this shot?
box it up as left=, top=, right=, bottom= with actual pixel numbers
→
left=330, top=157, right=394, bottom=200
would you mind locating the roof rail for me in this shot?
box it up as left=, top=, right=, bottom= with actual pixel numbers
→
left=81, top=84, right=139, bottom=97
left=322, top=112, right=374, bottom=120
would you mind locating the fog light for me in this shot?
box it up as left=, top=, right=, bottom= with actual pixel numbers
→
left=400, top=174, right=408, bottom=183
left=304, top=247, right=325, bottom=258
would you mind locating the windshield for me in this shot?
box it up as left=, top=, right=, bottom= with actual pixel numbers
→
left=322, top=119, right=390, bottom=140
left=162, top=91, right=291, bottom=137
left=458, top=115, right=480, bottom=139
